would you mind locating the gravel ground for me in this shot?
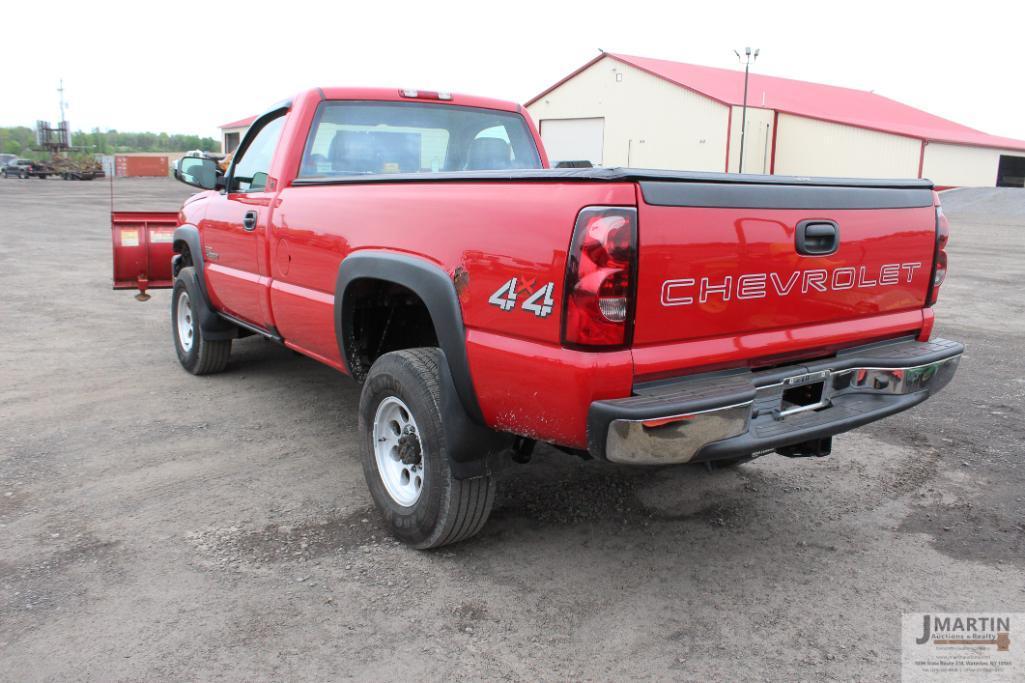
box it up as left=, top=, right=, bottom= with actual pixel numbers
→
left=1, top=178, right=1023, bottom=681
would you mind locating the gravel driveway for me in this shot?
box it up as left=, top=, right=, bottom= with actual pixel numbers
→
left=1, top=178, right=1023, bottom=680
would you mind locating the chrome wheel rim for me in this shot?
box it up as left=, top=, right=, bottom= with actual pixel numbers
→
left=373, top=396, right=425, bottom=507
left=176, top=290, right=194, bottom=353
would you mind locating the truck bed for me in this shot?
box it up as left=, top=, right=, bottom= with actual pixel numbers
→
left=291, top=166, right=935, bottom=191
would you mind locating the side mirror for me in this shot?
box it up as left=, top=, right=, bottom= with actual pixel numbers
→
left=174, top=156, right=221, bottom=190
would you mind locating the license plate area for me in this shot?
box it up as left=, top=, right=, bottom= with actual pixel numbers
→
left=782, top=381, right=824, bottom=409
left=775, top=370, right=832, bottom=419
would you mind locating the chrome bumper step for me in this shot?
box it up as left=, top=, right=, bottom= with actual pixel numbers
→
left=588, top=337, right=963, bottom=465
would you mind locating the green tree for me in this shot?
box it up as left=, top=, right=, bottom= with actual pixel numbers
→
left=8, top=126, right=218, bottom=154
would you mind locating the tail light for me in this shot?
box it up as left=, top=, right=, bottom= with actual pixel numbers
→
left=927, top=194, right=950, bottom=306
left=562, top=207, right=637, bottom=348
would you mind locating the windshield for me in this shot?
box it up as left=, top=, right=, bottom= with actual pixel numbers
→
left=298, top=101, right=541, bottom=178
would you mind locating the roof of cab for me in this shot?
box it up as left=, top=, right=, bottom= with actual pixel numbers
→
left=219, top=88, right=524, bottom=129
left=316, top=87, right=524, bottom=113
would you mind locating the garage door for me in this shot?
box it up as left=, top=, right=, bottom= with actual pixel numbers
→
left=997, top=154, right=1025, bottom=187
left=539, top=118, right=604, bottom=167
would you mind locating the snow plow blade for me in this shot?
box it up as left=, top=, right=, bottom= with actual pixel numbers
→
left=111, top=211, right=178, bottom=300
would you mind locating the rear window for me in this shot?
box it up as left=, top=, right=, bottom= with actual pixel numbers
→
left=298, top=101, right=541, bottom=177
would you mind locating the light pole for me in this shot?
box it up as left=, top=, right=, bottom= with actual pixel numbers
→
left=733, top=47, right=759, bottom=173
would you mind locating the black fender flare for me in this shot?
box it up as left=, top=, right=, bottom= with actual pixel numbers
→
left=335, top=252, right=511, bottom=479
left=173, top=225, right=207, bottom=290
left=335, top=251, right=483, bottom=424
left=172, top=225, right=237, bottom=341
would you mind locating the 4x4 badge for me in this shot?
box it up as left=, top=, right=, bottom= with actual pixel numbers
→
left=488, top=277, right=555, bottom=318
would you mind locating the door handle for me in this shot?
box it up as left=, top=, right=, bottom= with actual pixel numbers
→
left=242, top=210, right=258, bottom=232
left=795, top=220, right=839, bottom=255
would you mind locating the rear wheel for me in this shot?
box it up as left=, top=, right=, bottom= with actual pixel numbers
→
left=171, top=268, right=231, bottom=374
left=359, top=348, right=495, bottom=549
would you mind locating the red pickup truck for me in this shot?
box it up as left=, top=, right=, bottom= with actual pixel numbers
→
left=112, top=87, right=961, bottom=548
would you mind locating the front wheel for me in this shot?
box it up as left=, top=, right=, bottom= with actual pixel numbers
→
left=171, top=268, right=231, bottom=374
left=359, top=348, right=495, bottom=549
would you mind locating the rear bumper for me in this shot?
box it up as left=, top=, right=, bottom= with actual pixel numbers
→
left=588, top=337, right=962, bottom=464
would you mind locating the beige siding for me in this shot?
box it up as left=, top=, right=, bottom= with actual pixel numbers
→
left=527, top=57, right=729, bottom=171
left=773, top=114, right=920, bottom=178
left=727, top=106, right=775, bottom=174
left=921, top=143, right=1025, bottom=187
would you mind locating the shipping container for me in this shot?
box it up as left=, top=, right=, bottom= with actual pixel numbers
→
left=114, top=155, right=169, bottom=177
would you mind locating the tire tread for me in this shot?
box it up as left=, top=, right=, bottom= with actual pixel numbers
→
left=362, top=347, right=495, bottom=549
left=193, top=338, right=231, bottom=375
left=402, top=347, right=494, bottom=548
left=173, top=268, right=232, bottom=376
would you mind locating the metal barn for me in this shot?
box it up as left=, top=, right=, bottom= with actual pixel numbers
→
left=526, top=53, right=1025, bottom=189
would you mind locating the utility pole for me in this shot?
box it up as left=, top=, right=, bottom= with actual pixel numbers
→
left=57, top=79, right=70, bottom=150
left=58, top=79, right=67, bottom=125
left=733, top=47, right=759, bottom=173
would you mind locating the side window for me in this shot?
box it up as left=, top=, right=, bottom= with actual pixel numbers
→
left=231, top=114, right=286, bottom=192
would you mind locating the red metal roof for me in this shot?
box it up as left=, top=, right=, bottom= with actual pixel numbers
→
left=527, top=53, right=1025, bottom=152
left=219, top=115, right=256, bottom=130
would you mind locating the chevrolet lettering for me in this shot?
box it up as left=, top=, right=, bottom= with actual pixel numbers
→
left=661, top=262, right=923, bottom=306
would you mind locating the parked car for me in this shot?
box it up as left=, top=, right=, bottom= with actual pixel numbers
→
left=0, top=153, right=17, bottom=168
left=111, top=87, right=961, bottom=548
left=3, top=158, right=53, bottom=179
